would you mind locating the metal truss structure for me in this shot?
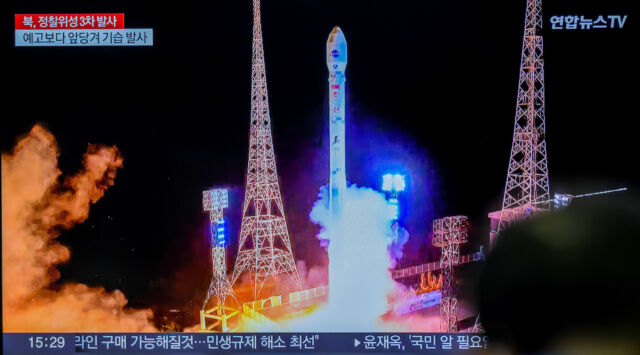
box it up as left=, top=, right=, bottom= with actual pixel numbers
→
left=201, top=189, right=238, bottom=333
left=432, top=216, right=469, bottom=332
left=231, top=0, right=302, bottom=299
left=392, top=249, right=484, bottom=280
left=491, top=0, right=550, bottom=248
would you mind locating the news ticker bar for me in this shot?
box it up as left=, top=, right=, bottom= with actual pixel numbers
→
left=3, top=333, right=489, bottom=353
left=15, top=29, right=153, bottom=47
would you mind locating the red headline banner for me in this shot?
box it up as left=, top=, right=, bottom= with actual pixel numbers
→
left=15, top=14, right=124, bottom=30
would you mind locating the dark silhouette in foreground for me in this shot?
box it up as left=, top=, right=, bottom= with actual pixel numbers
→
left=478, top=194, right=640, bottom=354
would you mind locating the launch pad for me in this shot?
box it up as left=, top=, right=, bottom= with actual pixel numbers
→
left=200, top=305, right=241, bottom=333
left=242, top=287, right=329, bottom=328
left=194, top=0, right=628, bottom=334
left=196, top=0, right=484, bottom=333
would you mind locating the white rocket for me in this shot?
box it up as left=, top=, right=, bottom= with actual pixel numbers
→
left=327, top=26, right=347, bottom=217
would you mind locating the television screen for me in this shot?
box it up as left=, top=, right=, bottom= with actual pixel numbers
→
left=3, top=0, right=636, bottom=353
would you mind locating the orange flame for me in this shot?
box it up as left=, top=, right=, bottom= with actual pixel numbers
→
left=418, top=272, right=441, bottom=294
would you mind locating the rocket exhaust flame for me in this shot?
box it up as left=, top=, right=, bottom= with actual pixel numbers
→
left=418, top=272, right=442, bottom=294
left=2, top=125, right=156, bottom=332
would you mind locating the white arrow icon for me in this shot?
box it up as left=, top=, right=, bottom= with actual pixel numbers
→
left=354, top=339, right=361, bottom=347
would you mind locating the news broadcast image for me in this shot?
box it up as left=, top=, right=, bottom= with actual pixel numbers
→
left=3, top=0, right=638, bottom=354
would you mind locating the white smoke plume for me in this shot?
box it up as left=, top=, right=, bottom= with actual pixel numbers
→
left=388, top=226, right=410, bottom=268
left=265, top=184, right=396, bottom=331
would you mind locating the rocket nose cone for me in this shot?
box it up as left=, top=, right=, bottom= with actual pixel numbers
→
left=327, top=25, right=347, bottom=67
left=328, top=26, right=346, bottom=44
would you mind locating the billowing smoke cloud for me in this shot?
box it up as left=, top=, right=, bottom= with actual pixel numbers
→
left=237, top=183, right=441, bottom=332
left=2, top=125, right=156, bottom=332
left=266, top=184, right=396, bottom=331
left=312, top=186, right=395, bottom=328
left=388, top=226, right=410, bottom=268
left=279, top=112, right=441, bottom=281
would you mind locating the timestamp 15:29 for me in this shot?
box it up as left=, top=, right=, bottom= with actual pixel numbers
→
left=28, top=336, right=66, bottom=349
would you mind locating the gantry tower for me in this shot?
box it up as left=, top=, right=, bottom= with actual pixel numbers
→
left=432, top=216, right=469, bottom=332
left=200, top=188, right=238, bottom=333
left=490, top=0, right=550, bottom=248
left=231, top=0, right=302, bottom=299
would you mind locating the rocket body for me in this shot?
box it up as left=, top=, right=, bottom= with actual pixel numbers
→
left=327, top=26, right=347, bottom=217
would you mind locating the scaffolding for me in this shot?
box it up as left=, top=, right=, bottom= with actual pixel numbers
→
left=432, top=216, right=469, bottom=332
left=200, top=188, right=239, bottom=332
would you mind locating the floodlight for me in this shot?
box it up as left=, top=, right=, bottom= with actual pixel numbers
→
left=215, top=219, right=226, bottom=246
left=393, top=174, right=406, bottom=192
left=554, top=193, right=573, bottom=209
left=382, top=174, right=393, bottom=191
left=203, top=188, right=229, bottom=211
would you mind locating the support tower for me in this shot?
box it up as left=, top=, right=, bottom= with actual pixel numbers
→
left=489, top=0, right=550, bottom=248
left=432, top=216, right=469, bottom=332
left=231, top=0, right=302, bottom=299
left=200, top=189, right=238, bottom=332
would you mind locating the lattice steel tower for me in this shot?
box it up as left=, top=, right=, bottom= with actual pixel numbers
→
left=200, top=189, right=238, bottom=333
left=490, top=0, right=550, bottom=248
left=432, top=216, right=469, bottom=332
left=231, top=0, right=302, bottom=299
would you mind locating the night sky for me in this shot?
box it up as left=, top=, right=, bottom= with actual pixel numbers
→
left=3, top=0, right=636, bottom=325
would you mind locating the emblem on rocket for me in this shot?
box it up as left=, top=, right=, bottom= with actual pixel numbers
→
left=327, top=26, right=347, bottom=217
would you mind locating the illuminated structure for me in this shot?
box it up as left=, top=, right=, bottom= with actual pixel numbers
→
left=553, top=188, right=627, bottom=209
left=418, top=272, right=442, bottom=294
left=200, top=188, right=239, bottom=333
left=490, top=0, right=550, bottom=248
left=553, top=193, right=573, bottom=209
left=231, top=0, right=302, bottom=299
left=432, top=215, right=469, bottom=332
left=382, top=174, right=405, bottom=242
left=327, top=26, right=348, bottom=220
left=392, top=249, right=483, bottom=280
